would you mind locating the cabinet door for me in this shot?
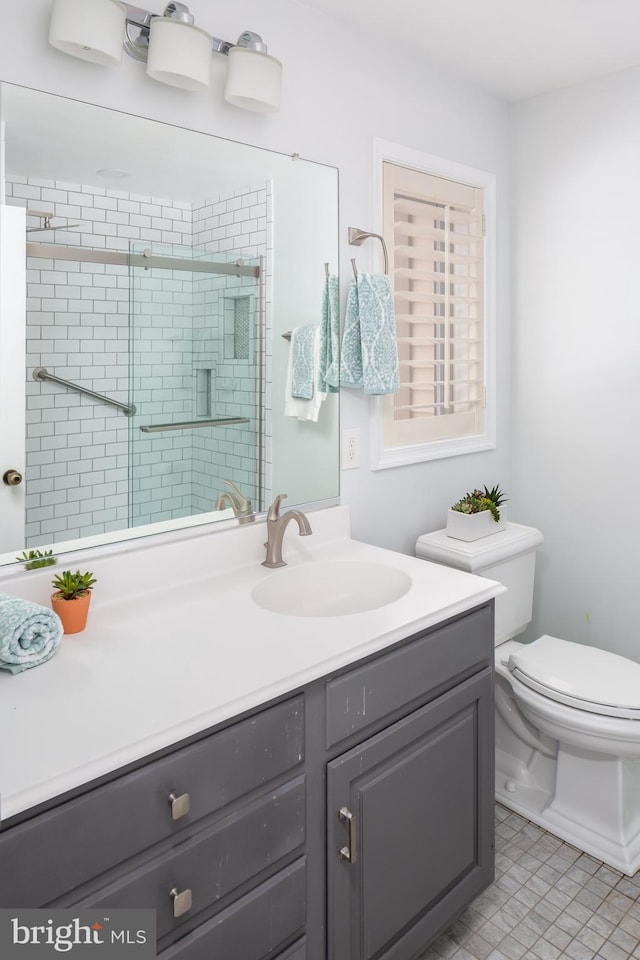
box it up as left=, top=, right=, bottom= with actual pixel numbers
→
left=327, top=668, right=493, bottom=960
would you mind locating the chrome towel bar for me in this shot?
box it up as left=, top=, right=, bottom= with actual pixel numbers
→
left=32, top=367, right=136, bottom=416
left=140, top=418, right=250, bottom=433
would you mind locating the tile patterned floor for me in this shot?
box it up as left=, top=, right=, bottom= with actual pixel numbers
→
left=421, top=804, right=640, bottom=960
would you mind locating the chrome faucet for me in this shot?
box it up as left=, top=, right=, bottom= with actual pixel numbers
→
left=262, top=494, right=312, bottom=568
left=215, top=480, right=254, bottom=524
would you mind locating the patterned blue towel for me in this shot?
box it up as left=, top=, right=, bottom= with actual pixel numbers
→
left=340, top=274, right=400, bottom=395
left=290, top=324, right=318, bottom=399
left=0, top=593, right=63, bottom=674
left=318, top=274, right=340, bottom=393
left=339, top=278, right=363, bottom=388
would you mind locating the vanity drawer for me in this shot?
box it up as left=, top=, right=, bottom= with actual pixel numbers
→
left=275, top=939, right=306, bottom=960
left=159, top=858, right=306, bottom=960
left=75, top=776, right=306, bottom=938
left=325, top=605, right=493, bottom=747
left=0, top=696, right=304, bottom=907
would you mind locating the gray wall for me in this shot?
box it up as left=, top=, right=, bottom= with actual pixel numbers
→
left=511, top=66, right=640, bottom=660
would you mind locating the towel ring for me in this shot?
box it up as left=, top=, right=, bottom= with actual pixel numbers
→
left=348, top=227, right=389, bottom=275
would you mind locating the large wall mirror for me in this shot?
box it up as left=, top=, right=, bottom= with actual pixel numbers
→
left=0, top=82, right=339, bottom=565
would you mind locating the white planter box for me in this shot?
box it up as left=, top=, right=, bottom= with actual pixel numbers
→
left=446, top=507, right=507, bottom=542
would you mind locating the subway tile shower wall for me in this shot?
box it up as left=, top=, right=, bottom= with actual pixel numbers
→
left=8, top=176, right=271, bottom=546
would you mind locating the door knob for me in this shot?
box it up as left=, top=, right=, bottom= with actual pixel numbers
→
left=2, top=469, right=23, bottom=487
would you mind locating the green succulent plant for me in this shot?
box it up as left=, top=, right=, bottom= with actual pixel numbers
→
left=51, top=569, right=97, bottom=601
left=16, top=548, right=57, bottom=571
left=451, top=485, right=509, bottom=524
left=482, top=484, right=508, bottom=510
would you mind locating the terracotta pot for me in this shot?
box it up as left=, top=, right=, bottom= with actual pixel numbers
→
left=51, top=591, right=92, bottom=635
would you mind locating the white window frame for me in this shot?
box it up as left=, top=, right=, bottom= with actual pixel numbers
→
left=370, top=139, right=496, bottom=470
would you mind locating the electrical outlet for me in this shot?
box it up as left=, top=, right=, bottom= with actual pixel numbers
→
left=341, top=428, right=360, bottom=470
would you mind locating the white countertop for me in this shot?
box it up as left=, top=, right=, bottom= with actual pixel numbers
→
left=0, top=506, right=501, bottom=822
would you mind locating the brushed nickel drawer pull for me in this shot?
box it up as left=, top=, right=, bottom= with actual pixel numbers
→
left=168, top=791, right=191, bottom=820
left=338, top=805, right=357, bottom=864
left=170, top=886, right=192, bottom=918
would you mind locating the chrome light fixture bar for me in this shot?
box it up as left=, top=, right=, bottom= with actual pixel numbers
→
left=48, top=0, right=282, bottom=112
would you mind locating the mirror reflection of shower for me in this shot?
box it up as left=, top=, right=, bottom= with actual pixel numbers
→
left=18, top=181, right=268, bottom=547
left=25, top=210, right=80, bottom=233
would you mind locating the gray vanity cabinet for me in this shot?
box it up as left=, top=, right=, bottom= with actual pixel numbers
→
left=0, top=696, right=307, bottom=960
left=327, top=669, right=494, bottom=960
left=0, top=602, right=494, bottom=960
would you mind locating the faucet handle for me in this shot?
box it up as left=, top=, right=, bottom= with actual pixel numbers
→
left=224, top=479, right=252, bottom=512
left=216, top=479, right=254, bottom=523
left=267, top=493, right=287, bottom=521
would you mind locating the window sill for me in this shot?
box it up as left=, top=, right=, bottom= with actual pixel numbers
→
left=370, top=433, right=496, bottom=470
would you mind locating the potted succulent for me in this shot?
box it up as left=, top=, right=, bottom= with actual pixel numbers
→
left=16, top=548, right=57, bottom=571
left=51, top=570, right=97, bottom=635
left=446, top=485, right=509, bottom=541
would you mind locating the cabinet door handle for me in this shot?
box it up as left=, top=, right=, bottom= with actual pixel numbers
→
left=168, top=791, right=191, bottom=820
left=169, top=886, right=193, bottom=918
left=338, top=805, right=357, bottom=864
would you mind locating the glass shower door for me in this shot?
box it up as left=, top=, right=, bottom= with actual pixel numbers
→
left=128, top=241, right=263, bottom=529
left=0, top=205, right=26, bottom=554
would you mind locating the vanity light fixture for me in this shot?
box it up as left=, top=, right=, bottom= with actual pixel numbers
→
left=48, top=0, right=282, bottom=112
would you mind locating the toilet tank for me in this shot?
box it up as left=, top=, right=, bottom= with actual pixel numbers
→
left=415, top=523, right=544, bottom=646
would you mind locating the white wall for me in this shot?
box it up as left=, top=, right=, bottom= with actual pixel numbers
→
left=0, top=0, right=512, bottom=556
left=511, top=67, right=640, bottom=659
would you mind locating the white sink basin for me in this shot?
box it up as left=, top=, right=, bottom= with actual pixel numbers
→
left=251, top=560, right=412, bottom=617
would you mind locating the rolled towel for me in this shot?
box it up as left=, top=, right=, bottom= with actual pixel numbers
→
left=0, top=593, right=63, bottom=675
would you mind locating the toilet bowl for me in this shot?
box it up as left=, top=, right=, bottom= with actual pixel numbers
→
left=496, top=636, right=640, bottom=874
left=416, top=523, right=640, bottom=875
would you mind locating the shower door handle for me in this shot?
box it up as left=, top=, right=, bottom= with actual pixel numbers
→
left=2, top=469, right=23, bottom=486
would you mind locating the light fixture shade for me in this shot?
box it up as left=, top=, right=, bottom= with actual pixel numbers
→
left=224, top=47, right=282, bottom=113
left=49, top=0, right=126, bottom=66
left=146, top=17, right=212, bottom=91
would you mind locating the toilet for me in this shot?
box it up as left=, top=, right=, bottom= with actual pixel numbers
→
left=416, top=522, right=640, bottom=876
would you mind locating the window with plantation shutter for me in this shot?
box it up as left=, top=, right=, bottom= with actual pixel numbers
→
left=371, top=144, right=496, bottom=468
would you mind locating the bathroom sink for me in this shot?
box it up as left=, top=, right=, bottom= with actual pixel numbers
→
left=251, top=560, right=412, bottom=617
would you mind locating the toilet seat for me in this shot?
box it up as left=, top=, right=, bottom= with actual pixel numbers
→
left=507, top=635, right=640, bottom=720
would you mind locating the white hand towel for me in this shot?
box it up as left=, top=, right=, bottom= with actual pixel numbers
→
left=290, top=324, right=317, bottom=399
left=284, top=326, right=325, bottom=422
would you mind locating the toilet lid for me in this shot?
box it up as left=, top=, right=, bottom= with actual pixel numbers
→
left=508, top=635, right=640, bottom=719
